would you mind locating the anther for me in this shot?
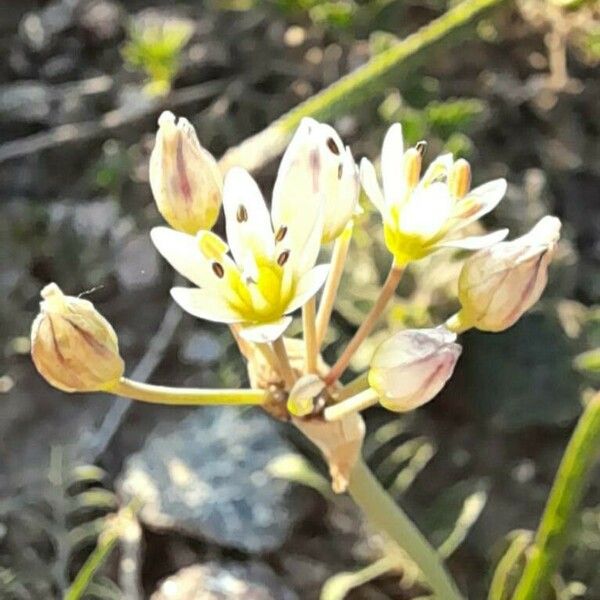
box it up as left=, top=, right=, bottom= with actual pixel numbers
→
left=211, top=262, right=225, bottom=278
left=415, top=141, right=427, bottom=156
left=326, top=137, right=340, bottom=155
left=277, top=250, right=291, bottom=266
left=337, top=163, right=343, bottom=179
left=236, top=204, right=248, bottom=223
left=275, top=225, right=288, bottom=242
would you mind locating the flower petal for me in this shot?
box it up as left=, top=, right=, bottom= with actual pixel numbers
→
left=223, top=167, right=274, bottom=267
left=170, top=287, right=241, bottom=323
left=420, top=153, right=454, bottom=187
left=151, top=226, right=220, bottom=291
left=238, top=316, right=293, bottom=343
left=439, top=228, right=509, bottom=250
left=381, top=123, right=404, bottom=205
left=452, top=178, right=507, bottom=230
left=286, top=263, right=330, bottom=314
left=359, top=158, right=385, bottom=215
left=398, top=182, right=453, bottom=238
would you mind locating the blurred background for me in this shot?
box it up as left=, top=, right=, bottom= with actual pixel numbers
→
left=1, top=0, right=599, bottom=598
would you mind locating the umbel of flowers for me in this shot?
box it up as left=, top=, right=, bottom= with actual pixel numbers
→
left=30, top=112, right=561, bottom=598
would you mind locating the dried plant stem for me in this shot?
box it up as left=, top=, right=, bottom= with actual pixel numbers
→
left=512, top=392, right=600, bottom=600
left=324, top=388, right=379, bottom=421
left=272, top=337, right=296, bottom=389
left=316, top=221, right=354, bottom=346
left=303, top=297, right=318, bottom=374
left=348, top=459, right=463, bottom=600
left=229, top=323, right=252, bottom=359
left=325, top=264, right=404, bottom=385
left=113, top=378, right=266, bottom=406
left=254, top=342, right=282, bottom=373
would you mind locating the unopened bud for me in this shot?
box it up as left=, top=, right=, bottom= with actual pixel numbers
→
left=287, top=374, right=326, bottom=417
left=403, top=148, right=422, bottom=190
left=456, top=216, right=561, bottom=332
left=368, top=328, right=461, bottom=412
left=31, top=284, right=124, bottom=393
left=449, top=158, right=471, bottom=198
left=149, top=111, right=222, bottom=234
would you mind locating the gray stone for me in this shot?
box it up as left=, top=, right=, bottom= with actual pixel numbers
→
left=115, top=234, right=160, bottom=290
left=0, top=81, right=53, bottom=124
left=180, top=331, right=225, bottom=366
left=151, top=562, right=298, bottom=600
left=119, top=408, right=304, bottom=553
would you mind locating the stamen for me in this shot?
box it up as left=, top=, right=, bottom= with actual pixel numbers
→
left=277, top=250, right=291, bottom=266
left=337, top=163, right=343, bottom=179
left=236, top=204, right=248, bottom=223
left=415, top=141, right=427, bottom=156
left=403, top=148, right=422, bottom=190
left=211, top=262, right=225, bottom=278
left=275, top=225, right=288, bottom=242
left=449, top=159, right=471, bottom=199
left=326, top=137, right=340, bottom=155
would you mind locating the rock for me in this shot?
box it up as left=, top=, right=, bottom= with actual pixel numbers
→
left=19, top=0, right=79, bottom=53
left=40, top=54, right=79, bottom=83
left=119, top=408, right=306, bottom=553
left=151, top=562, right=298, bottom=600
left=77, top=0, right=124, bottom=45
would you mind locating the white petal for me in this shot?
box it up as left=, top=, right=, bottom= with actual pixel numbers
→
left=223, top=167, right=274, bottom=267
left=322, top=146, right=359, bottom=242
left=151, top=226, right=219, bottom=291
left=238, top=317, right=293, bottom=343
left=359, top=158, right=385, bottom=215
left=453, top=178, right=507, bottom=229
left=170, top=287, right=241, bottom=323
left=286, top=263, right=330, bottom=313
left=272, top=120, right=324, bottom=263
left=381, top=123, right=404, bottom=205
left=398, top=182, right=453, bottom=238
left=439, top=228, right=509, bottom=250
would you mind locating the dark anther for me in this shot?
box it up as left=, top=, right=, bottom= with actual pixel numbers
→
left=337, top=163, right=343, bottom=179
left=326, top=137, right=340, bottom=155
left=275, top=225, right=288, bottom=242
left=416, top=141, right=427, bottom=156
left=211, top=262, right=225, bottom=278
left=236, top=205, right=248, bottom=223
left=277, top=250, right=290, bottom=266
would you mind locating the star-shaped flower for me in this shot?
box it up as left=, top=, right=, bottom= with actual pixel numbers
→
left=360, top=123, right=509, bottom=266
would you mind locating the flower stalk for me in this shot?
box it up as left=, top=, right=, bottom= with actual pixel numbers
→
left=348, top=458, right=464, bottom=600
left=316, top=221, right=354, bottom=346
left=272, top=337, right=296, bottom=389
left=113, top=377, right=267, bottom=406
left=302, top=297, right=318, bottom=374
left=324, top=389, right=379, bottom=421
left=325, top=264, right=404, bottom=385
left=511, top=392, right=600, bottom=600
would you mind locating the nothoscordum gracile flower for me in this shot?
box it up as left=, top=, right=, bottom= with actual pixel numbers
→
left=31, top=283, right=125, bottom=393
left=448, top=215, right=562, bottom=333
left=325, top=328, right=461, bottom=420
left=152, top=166, right=330, bottom=343
left=273, top=117, right=359, bottom=245
left=149, top=111, right=223, bottom=234
left=368, top=327, right=461, bottom=412
left=360, top=123, right=509, bottom=266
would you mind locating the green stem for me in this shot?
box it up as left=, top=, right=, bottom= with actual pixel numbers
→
left=336, top=371, right=370, bottom=402
left=348, top=459, right=464, bottom=600
left=511, top=393, right=600, bottom=600
left=219, top=0, right=505, bottom=174
left=113, top=377, right=267, bottom=406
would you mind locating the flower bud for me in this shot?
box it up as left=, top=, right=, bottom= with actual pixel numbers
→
left=31, top=283, right=124, bottom=393
left=456, top=216, right=561, bottom=332
left=149, top=111, right=223, bottom=234
left=368, top=328, right=461, bottom=412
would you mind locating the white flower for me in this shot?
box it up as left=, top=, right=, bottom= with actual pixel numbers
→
left=151, top=166, right=329, bottom=343
left=149, top=111, right=222, bottom=234
left=368, top=327, right=461, bottom=412
left=360, top=123, right=509, bottom=265
left=456, top=216, right=561, bottom=332
left=272, top=117, right=359, bottom=244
